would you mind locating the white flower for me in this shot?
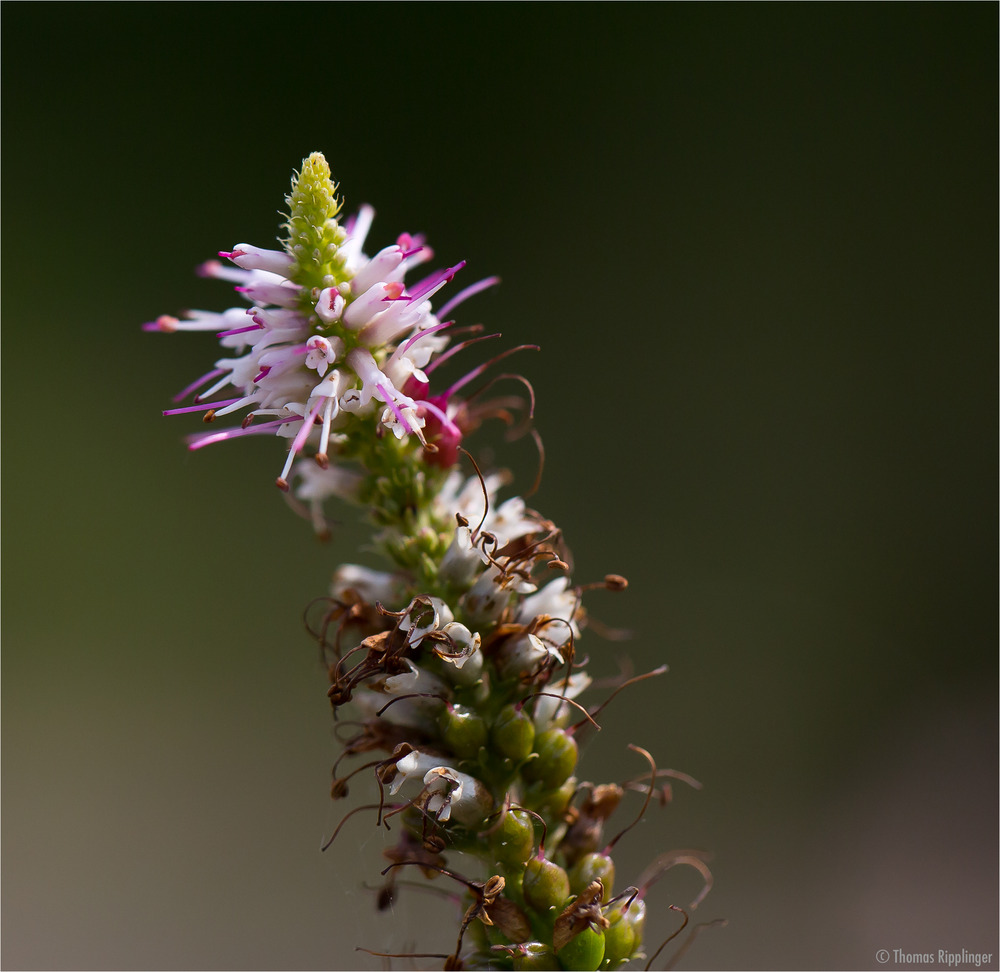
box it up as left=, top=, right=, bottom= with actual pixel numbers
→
left=294, top=461, right=362, bottom=534
left=518, top=577, right=580, bottom=647
left=436, top=622, right=481, bottom=668
left=304, top=335, right=343, bottom=376
left=381, top=659, right=448, bottom=698
left=224, top=242, right=295, bottom=276
left=461, top=567, right=512, bottom=626
left=383, top=751, right=491, bottom=826
left=432, top=621, right=484, bottom=686
left=388, top=749, right=454, bottom=796
left=331, top=565, right=401, bottom=605
left=436, top=472, right=542, bottom=585
left=422, top=766, right=492, bottom=826
left=397, top=596, right=455, bottom=648
left=496, top=632, right=565, bottom=681
left=353, top=659, right=448, bottom=732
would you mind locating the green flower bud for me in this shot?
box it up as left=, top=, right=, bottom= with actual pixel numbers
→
left=523, top=856, right=571, bottom=914
left=522, top=728, right=578, bottom=788
left=513, top=943, right=562, bottom=970
left=491, top=703, right=535, bottom=762
left=490, top=809, right=536, bottom=869
left=569, top=853, right=614, bottom=902
left=556, top=925, right=606, bottom=971
left=535, top=778, right=576, bottom=819
left=439, top=704, right=487, bottom=759
left=602, top=898, right=646, bottom=968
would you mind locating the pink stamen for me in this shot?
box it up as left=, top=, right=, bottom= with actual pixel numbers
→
left=173, top=368, right=227, bottom=403
left=253, top=366, right=272, bottom=383
left=418, top=399, right=462, bottom=439
left=394, top=319, right=454, bottom=359
left=194, top=371, right=235, bottom=403
left=218, top=322, right=265, bottom=337
left=187, top=417, right=289, bottom=450
left=423, top=333, right=501, bottom=376
left=442, top=344, right=539, bottom=400
left=437, top=276, right=501, bottom=318
left=290, top=397, right=325, bottom=456
left=164, top=397, right=242, bottom=416
left=407, top=261, right=466, bottom=302
left=211, top=396, right=257, bottom=419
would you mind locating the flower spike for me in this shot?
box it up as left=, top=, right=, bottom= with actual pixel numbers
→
left=148, top=152, right=715, bottom=970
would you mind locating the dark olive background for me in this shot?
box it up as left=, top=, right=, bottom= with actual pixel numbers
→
left=3, top=4, right=996, bottom=970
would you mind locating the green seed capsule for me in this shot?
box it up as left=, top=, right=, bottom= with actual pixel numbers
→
left=490, top=809, right=536, bottom=869
left=513, top=943, right=562, bottom=971
left=491, top=704, right=536, bottom=762
left=556, top=925, right=606, bottom=971
left=523, top=856, right=571, bottom=914
left=602, top=898, right=646, bottom=967
left=439, top=704, right=487, bottom=759
left=522, top=729, right=578, bottom=788
left=568, top=852, right=614, bottom=901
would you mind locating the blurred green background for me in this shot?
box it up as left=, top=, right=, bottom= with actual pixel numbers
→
left=3, top=5, right=996, bottom=970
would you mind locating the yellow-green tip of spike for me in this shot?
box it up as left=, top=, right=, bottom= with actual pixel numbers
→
left=284, top=152, right=350, bottom=291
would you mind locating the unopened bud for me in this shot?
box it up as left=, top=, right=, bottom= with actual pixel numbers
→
left=491, top=704, right=535, bottom=762
left=490, top=809, right=536, bottom=869
left=602, top=897, right=646, bottom=967
left=512, top=943, right=561, bottom=970
left=523, top=856, right=570, bottom=914
left=569, top=852, right=615, bottom=902
left=536, top=777, right=576, bottom=819
left=439, top=704, right=487, bottom=759
left=521, top=728, right=578, bottom=788
left=556, top=925, right=606, bottom=972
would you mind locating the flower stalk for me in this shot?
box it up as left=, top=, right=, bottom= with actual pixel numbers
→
left=149, top=153, right=712, bottom=970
